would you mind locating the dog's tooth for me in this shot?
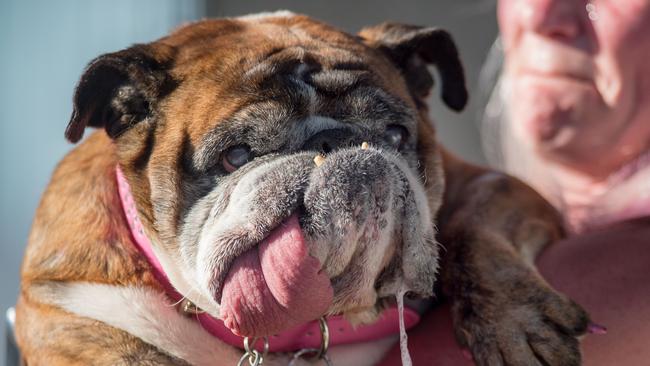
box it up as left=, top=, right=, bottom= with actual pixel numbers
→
left=314, top=154, right=326, bottom=167
left=361, top=142, right=369, bottom=150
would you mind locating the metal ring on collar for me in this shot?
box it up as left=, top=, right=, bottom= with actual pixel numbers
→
left=315, top=316, right=330, bottom=360
left=237, top=349, right=263, bottom=366
left=289, top=317, right=331, bottom=364
left=289, top=348, right=333, bottom=366
left=244, top=336, right=269, bottom=358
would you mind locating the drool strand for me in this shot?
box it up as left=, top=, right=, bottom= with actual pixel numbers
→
left=396, top=286, right=413, bottom=366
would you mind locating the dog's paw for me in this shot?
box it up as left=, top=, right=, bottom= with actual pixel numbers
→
left=451, top=272, right=590, bottom=366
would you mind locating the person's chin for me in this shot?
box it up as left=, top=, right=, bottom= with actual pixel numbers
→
left=516, top=113, right=608, bottom=176
left=511, top=75, right=599, bottom=142
left=509, top=79, right=600, bottom=165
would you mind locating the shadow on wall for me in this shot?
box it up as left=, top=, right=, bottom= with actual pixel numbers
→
left=0, top=0, right=204, bottom=363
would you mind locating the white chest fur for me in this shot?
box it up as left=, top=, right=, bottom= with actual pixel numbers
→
left=37, top=282, right=397, bottom=366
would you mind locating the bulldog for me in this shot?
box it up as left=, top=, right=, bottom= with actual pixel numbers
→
left=16, top=11, right=591, bottom=366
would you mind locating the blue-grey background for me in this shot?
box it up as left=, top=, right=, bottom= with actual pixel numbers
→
left=0, top=0, right=496, bottom=363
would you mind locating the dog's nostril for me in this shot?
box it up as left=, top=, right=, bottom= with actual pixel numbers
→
left=321, top=142, right=332, bottom=154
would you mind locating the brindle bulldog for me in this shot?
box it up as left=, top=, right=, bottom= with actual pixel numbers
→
left=16, top=11, right=590, bottom=366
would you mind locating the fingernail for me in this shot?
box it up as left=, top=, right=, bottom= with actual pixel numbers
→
left=588, top=322, right=607, bottom=335
left=461, top=349, right=473, bottom=360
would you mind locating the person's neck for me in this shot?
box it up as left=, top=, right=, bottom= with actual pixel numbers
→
left=545, top=148, right=650, bottom=233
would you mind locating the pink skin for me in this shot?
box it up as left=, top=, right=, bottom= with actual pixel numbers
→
left=499, top=0, right=650, bottom=179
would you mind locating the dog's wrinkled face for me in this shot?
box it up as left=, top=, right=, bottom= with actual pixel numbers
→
left=65, top=12, right=467, bottom=337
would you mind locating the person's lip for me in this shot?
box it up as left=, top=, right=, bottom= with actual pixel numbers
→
left=511, top=37, right=596, bottom=84
left=517, top=68, right=594, bottom=85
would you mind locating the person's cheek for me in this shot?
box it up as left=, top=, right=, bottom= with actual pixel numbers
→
left=590, top=1, right=649, bottom=106
left=594, top=0, right=650, bottom=50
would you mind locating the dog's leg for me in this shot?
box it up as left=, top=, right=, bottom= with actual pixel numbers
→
left=436, top=149, right=590, bottom=366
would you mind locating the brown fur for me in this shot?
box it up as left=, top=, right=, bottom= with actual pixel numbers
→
left=17, top=132, right=181, bottom=365
left=17, top=14, right=588, bottom=366
left=437, top=151, right=588, bottom=366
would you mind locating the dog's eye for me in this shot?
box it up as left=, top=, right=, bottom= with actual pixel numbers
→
left=222, top=145, right=252, bottom=172
left=384, top=125, right=409, bottom=149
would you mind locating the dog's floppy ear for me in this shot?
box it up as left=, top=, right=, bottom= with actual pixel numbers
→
left=359, top=23, right=468, bottom=111
left=65, top=44, right=176, bottom=143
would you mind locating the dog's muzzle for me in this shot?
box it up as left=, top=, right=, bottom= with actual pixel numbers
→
left=199, top=145, right=437, bottom=337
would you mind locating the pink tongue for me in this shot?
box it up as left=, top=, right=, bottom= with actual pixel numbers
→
left=220, top=214, right=333, bottom=337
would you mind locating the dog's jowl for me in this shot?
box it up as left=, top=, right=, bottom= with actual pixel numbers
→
left=17, top=11, right=590, bottom=366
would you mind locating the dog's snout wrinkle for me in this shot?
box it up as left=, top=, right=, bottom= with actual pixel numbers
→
left=190, top=146, right=437, bottom=327
left=301, top=147, right=439, bottom=317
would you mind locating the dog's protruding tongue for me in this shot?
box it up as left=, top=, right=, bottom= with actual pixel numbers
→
left=220, top=214, right=333, bottom=337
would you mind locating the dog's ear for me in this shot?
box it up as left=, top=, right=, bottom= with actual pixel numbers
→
left=359, top=23, right=467, bottom=111
left=65, top=44, right=176, bottom=143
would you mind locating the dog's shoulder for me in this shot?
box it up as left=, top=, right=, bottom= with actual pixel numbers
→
left=21, top=131, right=154, bottom=288
left=16, top=131, right=170, bottom=364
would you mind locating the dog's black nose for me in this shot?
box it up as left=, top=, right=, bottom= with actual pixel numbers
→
left=302, top=128, right=358, bottom=154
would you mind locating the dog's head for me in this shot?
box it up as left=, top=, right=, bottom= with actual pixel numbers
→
left=65, top=12, right=467, bottom=337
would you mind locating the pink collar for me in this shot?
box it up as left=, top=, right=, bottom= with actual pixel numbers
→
left=115, top=166, right=420, bottom=353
